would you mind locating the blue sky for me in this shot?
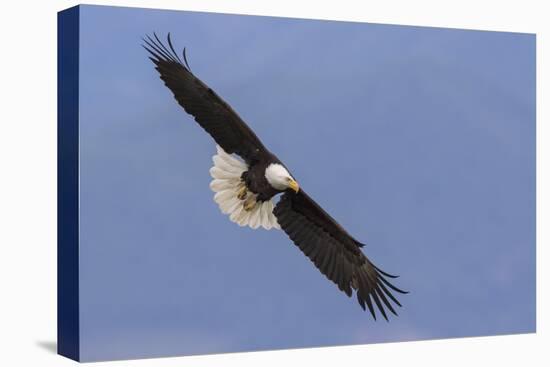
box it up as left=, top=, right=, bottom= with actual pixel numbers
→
left=76, top=5, right=535, bottom=362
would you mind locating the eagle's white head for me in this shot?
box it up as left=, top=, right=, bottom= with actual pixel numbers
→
left=265, top=163, right=300, bottom=193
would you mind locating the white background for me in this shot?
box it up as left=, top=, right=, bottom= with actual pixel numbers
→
left=0, top=0, right=546, bottom=366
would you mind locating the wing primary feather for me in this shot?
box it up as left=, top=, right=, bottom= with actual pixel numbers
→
left=142, top=43, right=162, bottom=62
left=377, top=280, right=402, bottom=307
left=344, top=284, right=352, bottom=297
left=146, top=34, right=173, bottom=60
left=364, top=294, right=376, bottom=320
left=372, top=263, right=400, bottom=278
left=375, top=286, right=398, bottom=316
left=147, top=56, right=159, bottom=64
left=153, top=32, right=178, bottom=63
left=142, top=38, right=165, bottom=60
left=144, top=36, right=174, bottom=62
left=356, top=271, right=375, bottom=318
left=378, top=275, right=409, bottom=294
left=357, top=294, right=366, bottom=310
left=370, top=290, right=388, bottom=321
left=183, top=47, right=193, bottom=72
left=166, top=32, right=184, bottom=64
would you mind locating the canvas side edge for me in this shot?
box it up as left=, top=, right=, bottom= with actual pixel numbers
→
left=57, top=5, right=80, bottom=362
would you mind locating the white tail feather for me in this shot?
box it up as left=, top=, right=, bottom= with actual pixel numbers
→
left=210, top=145, right=280, bottom=230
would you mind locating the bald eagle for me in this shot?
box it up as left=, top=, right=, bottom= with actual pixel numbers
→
left=144, top=34, right=407, bottom=320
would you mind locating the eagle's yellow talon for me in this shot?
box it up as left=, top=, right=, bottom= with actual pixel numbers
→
left=237, top=185, right=248, bottom=200
left=243, top=197, right=256, bottom=211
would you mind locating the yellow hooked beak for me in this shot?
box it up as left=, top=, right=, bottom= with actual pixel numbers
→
left=288, top=179, right=300, bottom=193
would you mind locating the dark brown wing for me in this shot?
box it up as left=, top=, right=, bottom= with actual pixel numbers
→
left=143, top=33, right=268, bottom=163
left=273, top=190, right=407, bottom=320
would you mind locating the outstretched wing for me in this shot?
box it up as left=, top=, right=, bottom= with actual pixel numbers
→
left=273, top=190, right=407, bottom=320
left=143, top=33, right=268, bottom=164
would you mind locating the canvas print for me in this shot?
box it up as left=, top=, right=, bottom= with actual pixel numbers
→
left=57, top=4, right=536, bottom=362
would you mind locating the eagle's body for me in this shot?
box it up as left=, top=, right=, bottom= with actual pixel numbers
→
left=242, top=157, right=283, bottom=202
left=144, top=34, right=407, bottom=320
